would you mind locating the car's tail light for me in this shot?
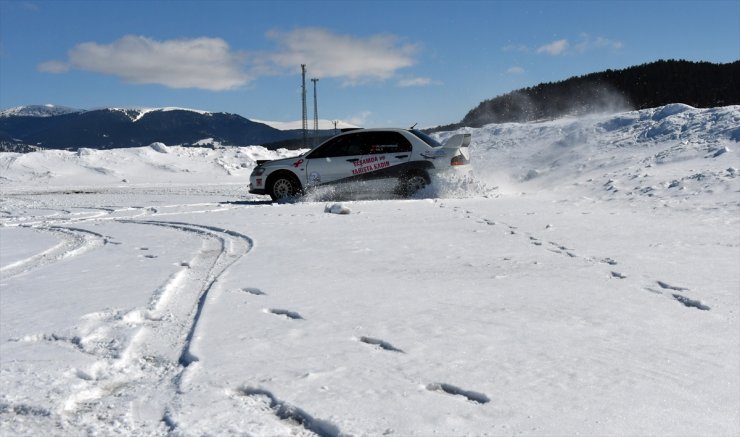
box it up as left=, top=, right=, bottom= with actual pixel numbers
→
left=451, top=154, right=468, bottom=166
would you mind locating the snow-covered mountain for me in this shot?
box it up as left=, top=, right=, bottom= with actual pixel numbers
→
left=1, top=104, right=738, bottom=436
left=0, top=107, right=315, bottom=150
left=0, top=104, right=82, bottom=118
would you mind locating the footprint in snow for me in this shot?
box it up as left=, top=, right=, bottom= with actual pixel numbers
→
left=672, top=294, right=710, bottom=311
left=601, top=258, right=618, bottom=265
left=265, top=309, right=303, bottom=320
left=426, top=383, right=490, bottom=405
left=656, top=280, right=689, bottom=291
left=650, top=281, right=710, bottom=311
left=358, top=336, right=404, bottom=353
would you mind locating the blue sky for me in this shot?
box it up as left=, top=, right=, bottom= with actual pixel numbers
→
left=1, top=0, right=738, bottom=128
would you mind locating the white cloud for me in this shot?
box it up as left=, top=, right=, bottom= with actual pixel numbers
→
left=537, top=39, right=569, bottom=56
left=41, top=35, right=250, bottom=91
left=262, top=28, right=417, bottom=85
left=37, top=60, right=70, bottom=73
left=507, top=66, right=525, bottom=75
left=532, top=35, right=623, bottom=57
left=397, top=77, right=441, bottom=87
left=574, top=34, right=624, bottom=53
left=347, top=110, right=372, bottom=126
left=39, top=28, right=420, bottom=91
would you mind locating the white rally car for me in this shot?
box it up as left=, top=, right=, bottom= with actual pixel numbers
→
left=249, top=128, right=471, bottom=201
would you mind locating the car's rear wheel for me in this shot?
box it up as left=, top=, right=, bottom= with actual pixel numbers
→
left=398, top=171, right=430, bottom=197
left=269, top=173, right=302, bottom=201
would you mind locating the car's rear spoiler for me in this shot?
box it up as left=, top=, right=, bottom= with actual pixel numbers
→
left=443, top=133, right=471, bottom=149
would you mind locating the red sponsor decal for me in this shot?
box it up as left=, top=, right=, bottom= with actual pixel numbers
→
left=351, top=159, right=391, bottom=175
left=351, top=155, right=386, bottom=167
left=293, top=159, right=304, bottom=168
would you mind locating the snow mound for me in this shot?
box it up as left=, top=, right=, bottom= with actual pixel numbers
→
left=148, top=142, right=170, bottom=153
left=324, top=203, right=351, bottom=214
left=0, top=145, right=304, bottom=188
left=434, top=104, right=740, bottom=203
left=651, top=103, right=694, bottom=120
left=76, top=148, right=94, bottom=157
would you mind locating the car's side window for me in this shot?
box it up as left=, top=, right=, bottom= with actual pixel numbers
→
left=365, top=132, right=412, bottom=155
left=307, top=133, right=366, bottom=159
left=343, top=133, right=367, bottom=156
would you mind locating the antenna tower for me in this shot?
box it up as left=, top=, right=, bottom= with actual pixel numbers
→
left=301, top=64, right=307, bottom=148
left=311, top=78, right=319, bottom=146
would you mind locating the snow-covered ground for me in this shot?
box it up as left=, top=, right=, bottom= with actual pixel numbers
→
left=1, top=104, right=738, bottom=436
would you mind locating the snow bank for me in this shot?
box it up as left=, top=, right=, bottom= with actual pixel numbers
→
left=434, top=104, right=740, bottom=202
left=324, top=203, right=351, bottom=214
left=148, top=142, right=169, bottom=153
left=0, top=145, right=306, bottom=189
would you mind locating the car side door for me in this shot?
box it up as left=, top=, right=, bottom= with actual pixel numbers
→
left=360, top=131, right=412, bottom=180
left=304, top=132, right=367, bottom=186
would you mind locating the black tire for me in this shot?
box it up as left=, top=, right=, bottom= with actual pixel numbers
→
left=268, top=173, right=302, bottom=201
left=398, top=171, right=430, bottom=197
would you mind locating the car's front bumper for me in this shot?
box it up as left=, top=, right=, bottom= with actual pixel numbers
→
left=248, top=186, right=268, bottom=195
left=249, top=174, right=268, bottom=195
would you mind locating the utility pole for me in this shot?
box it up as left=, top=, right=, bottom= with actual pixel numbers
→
left=301, top=64, right=307, bottom=148
left=311, top=78, right=319, bottom=146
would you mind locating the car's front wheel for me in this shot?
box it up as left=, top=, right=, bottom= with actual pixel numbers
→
left=268, top=173, right=302, bottom=201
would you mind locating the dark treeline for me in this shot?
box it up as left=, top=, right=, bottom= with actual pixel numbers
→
left=429, top=59, right=739, bottom=132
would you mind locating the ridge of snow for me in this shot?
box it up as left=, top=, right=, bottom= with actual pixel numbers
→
left=252, top=118, right=359, bottom=130
left=0, top=104, right=82, bottom=117
left=103, top=107, right=213, bottom=122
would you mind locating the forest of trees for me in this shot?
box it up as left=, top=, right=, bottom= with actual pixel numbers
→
left=429, top=59, right=739, bottom=132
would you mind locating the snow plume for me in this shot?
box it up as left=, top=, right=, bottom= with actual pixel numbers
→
left=41, top=35, right=249, bottom=91
left=464, top=82, right=631, bottom=126
left=559, top=82, right=632, bottom=117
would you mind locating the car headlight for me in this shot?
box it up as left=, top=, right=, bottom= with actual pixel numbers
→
left=251, top=167, right=266, bottom=176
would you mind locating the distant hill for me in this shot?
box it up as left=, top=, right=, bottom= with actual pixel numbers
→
left=0, top=108, right=334, bottom=151
left=430, top=59, right=739, bottom=131
left=0, top=104, right=82, bottom=118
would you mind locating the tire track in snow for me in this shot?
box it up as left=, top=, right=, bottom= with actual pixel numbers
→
left=61, top=219, right=253, bottom=433
left=0, top=225, right=108, bottom=280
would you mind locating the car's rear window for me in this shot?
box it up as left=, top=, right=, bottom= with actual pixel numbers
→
left=410, top=129, right=443, bottom=148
